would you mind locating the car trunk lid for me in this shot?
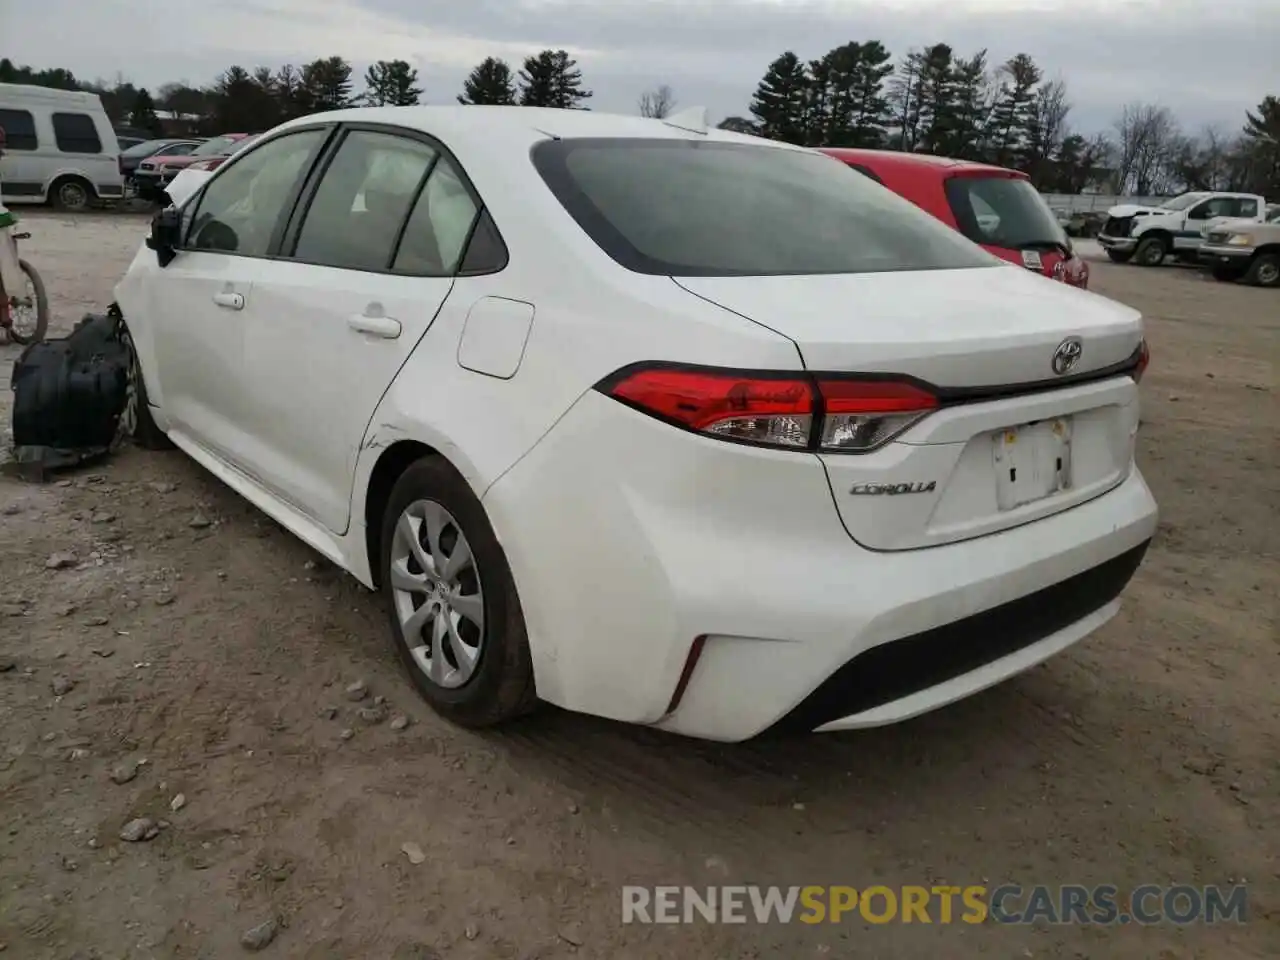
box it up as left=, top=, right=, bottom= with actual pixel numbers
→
left=674, top=266, right=1145, bottom=550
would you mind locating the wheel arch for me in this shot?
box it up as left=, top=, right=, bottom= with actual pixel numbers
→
left=361, top=438, right=479, bottom=589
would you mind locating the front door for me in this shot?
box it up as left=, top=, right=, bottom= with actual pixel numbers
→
left=148, top=127, right=330, bottom=466
left=241, top=127, right=483, bottom=533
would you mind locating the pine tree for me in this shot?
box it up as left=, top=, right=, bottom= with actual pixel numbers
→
left=914, top=43, right=957, bottom=154
left=458, top=58, right=517, bottom=105
left=847, top=41, right=895, bottom=148
left=300, top=56, right=354, bottom=113
left=518, top=50, right=592, bottom=109
left=985, top=53, right=1042, bottom=167
left=1241, top=95, right=1280, bottom=196
left=130, top=88, right=163, bottom=136
left=748, top=52, right=810, bottom=144
left=941, top=51, right=992, bottom=160
left=363, top=60, right=422, bottom=106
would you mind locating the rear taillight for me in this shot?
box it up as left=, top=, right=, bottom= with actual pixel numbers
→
left=601, top=365, right=937, bottom=453
left=1134, top=339, right=1150, bottom=383
left=818, top=378, right=938, bottom=451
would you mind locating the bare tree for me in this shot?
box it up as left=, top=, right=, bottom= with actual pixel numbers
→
left=1170, top=125, right=1239, bottom=191
left=1022, top=78, right=1071, bottom=186
left=1114, top=102, right=1182, bottom=195
left=638, top=84, right=677, bottom=119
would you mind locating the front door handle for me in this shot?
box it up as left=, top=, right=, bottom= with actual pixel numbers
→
left=212, top=291, right=244, bottom=310
left=348, top=314, right=402, bottom=339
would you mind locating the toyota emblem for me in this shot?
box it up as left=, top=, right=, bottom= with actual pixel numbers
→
left=1052, top=337, right=1083, bottom=375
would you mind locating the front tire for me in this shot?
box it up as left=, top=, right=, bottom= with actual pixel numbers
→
left=119, top=323, right=174, bottom=450
left=1134, top=236, right=1167, bottom=267
left=1244, top=252, right=1280, bottom=288
left=1105, top=249, right=1134, bottom=264
left=380, top=456, right=536, bottom=728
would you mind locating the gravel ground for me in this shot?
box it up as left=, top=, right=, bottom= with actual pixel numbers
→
left=1, top=212, right=1277, bottom=959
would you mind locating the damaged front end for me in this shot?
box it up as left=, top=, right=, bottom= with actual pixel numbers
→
left=8, top=304, right=137, bottom=481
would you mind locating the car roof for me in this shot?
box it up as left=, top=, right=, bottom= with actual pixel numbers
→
left=819, top=147, right=1023, bottom=178
left=270, top=105, right=804, bottom=153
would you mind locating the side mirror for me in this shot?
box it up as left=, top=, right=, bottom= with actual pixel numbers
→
left=145, top=206, right=182, bottom=267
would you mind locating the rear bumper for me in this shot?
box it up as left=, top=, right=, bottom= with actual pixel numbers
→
left=483, top=390, right=1158, bottom=741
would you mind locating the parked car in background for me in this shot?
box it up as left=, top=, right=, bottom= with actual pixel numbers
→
left=115, top=106, right=1155, bottom=741
left=0, top=82, right=124, bottom=211
left=118, top=138, right=204, bottom=179
left=1097, top=191, right=1270, bottom=267
left=133, top=133, right=253, bottom=202
left=819, top=148, right=1090, bottom=289
left=1200, top=202, right=1280, bottom=240
left=116, top=135, right=146, bottom=151
left=1199, top=216, right=1280, bottom=287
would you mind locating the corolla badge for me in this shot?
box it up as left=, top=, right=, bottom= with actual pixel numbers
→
left=1052, top=336, right=1083, bottom=375
left=849, top=481, right=937, bottom=495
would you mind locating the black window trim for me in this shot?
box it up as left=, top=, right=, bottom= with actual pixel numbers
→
left=0, top=108, right=40, bottom=151
left=276, top=120, right=509, bottom=278
left=844, top=162, right=884, bottom=184
left=180, top=123, right=339, bottom=258
left=51, top=111, right=104, bottom=155
left=176, top=120, right=509, bottom=277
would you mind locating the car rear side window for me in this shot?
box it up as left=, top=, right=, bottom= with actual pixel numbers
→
left=0, top=109, right=38, bottom=150
left=532, top=138, right=993, bottom=277
left=293, top=130, right=438, bottom=272
left=391, top=155, right=480, bottom=275
left=51, top=112, right=102, bottom=154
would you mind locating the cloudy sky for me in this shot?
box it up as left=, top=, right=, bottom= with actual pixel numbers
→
left=6, top=0, right=1277, bottom=134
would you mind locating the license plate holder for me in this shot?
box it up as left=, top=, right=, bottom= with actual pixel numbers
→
left=993, top=417, right=1072, bottom=511
left=1020, top=249, right=1044, bottom=270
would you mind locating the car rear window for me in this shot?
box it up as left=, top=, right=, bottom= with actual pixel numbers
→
left=943, top=175, right=1071, bottom=252
left=531, top=138, right=995, bottom=277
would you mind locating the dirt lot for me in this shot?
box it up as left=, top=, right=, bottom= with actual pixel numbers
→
left=1, top=213, right=1276, bottom=959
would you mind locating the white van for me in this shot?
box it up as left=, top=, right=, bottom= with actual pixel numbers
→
left=0, top=83, right=124, bottom=211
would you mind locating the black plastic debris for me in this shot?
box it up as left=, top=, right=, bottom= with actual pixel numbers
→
left=9, top=306, right=133, bottom=481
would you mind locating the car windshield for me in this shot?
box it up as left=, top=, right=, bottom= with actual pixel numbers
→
left=531, top=138, right=995, bottom=277
left=194, top=136, right=240, bottom=157
left=1159, top=193, right=1208, bottom=212
left=122, top=140, right=174, bottom=158
left=943, top=175, right=1069, bottom=252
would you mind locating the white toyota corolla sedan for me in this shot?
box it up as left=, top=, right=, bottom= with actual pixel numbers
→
left=114, top=105, right=1158, bottom=742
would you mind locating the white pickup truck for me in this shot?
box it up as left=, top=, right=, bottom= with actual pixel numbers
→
left=1096, top=191, right=1270, bottom=267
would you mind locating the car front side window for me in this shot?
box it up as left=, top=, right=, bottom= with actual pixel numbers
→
left=187, top=130, right=327, bottom=257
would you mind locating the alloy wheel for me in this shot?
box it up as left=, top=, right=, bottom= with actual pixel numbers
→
left=390, top=499, right=485, bottom=689
left=7, top=271, right=40, bottom=341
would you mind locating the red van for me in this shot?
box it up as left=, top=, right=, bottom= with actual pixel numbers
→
left=820, top=148, right=1089, bottom=289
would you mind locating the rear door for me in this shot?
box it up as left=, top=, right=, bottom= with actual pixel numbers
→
left=238, top=125, right=483, bottom=533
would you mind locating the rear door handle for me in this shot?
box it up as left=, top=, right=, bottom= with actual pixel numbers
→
left=348, top=314, right=402, bottom=339
left=212, top=291, right=244, bottom=310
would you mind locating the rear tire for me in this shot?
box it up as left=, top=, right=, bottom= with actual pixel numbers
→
left=1244, top=252, right=1280, bottom=288
left=50, top=177, right=93, bottom=213
left=6, top=260, right=49, bottom=345
left=1105, top=249, right=1133, bottom=264
left=1134, top=236, right=1167, bottom=267
left=380, top=456, right=537, bottom=728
